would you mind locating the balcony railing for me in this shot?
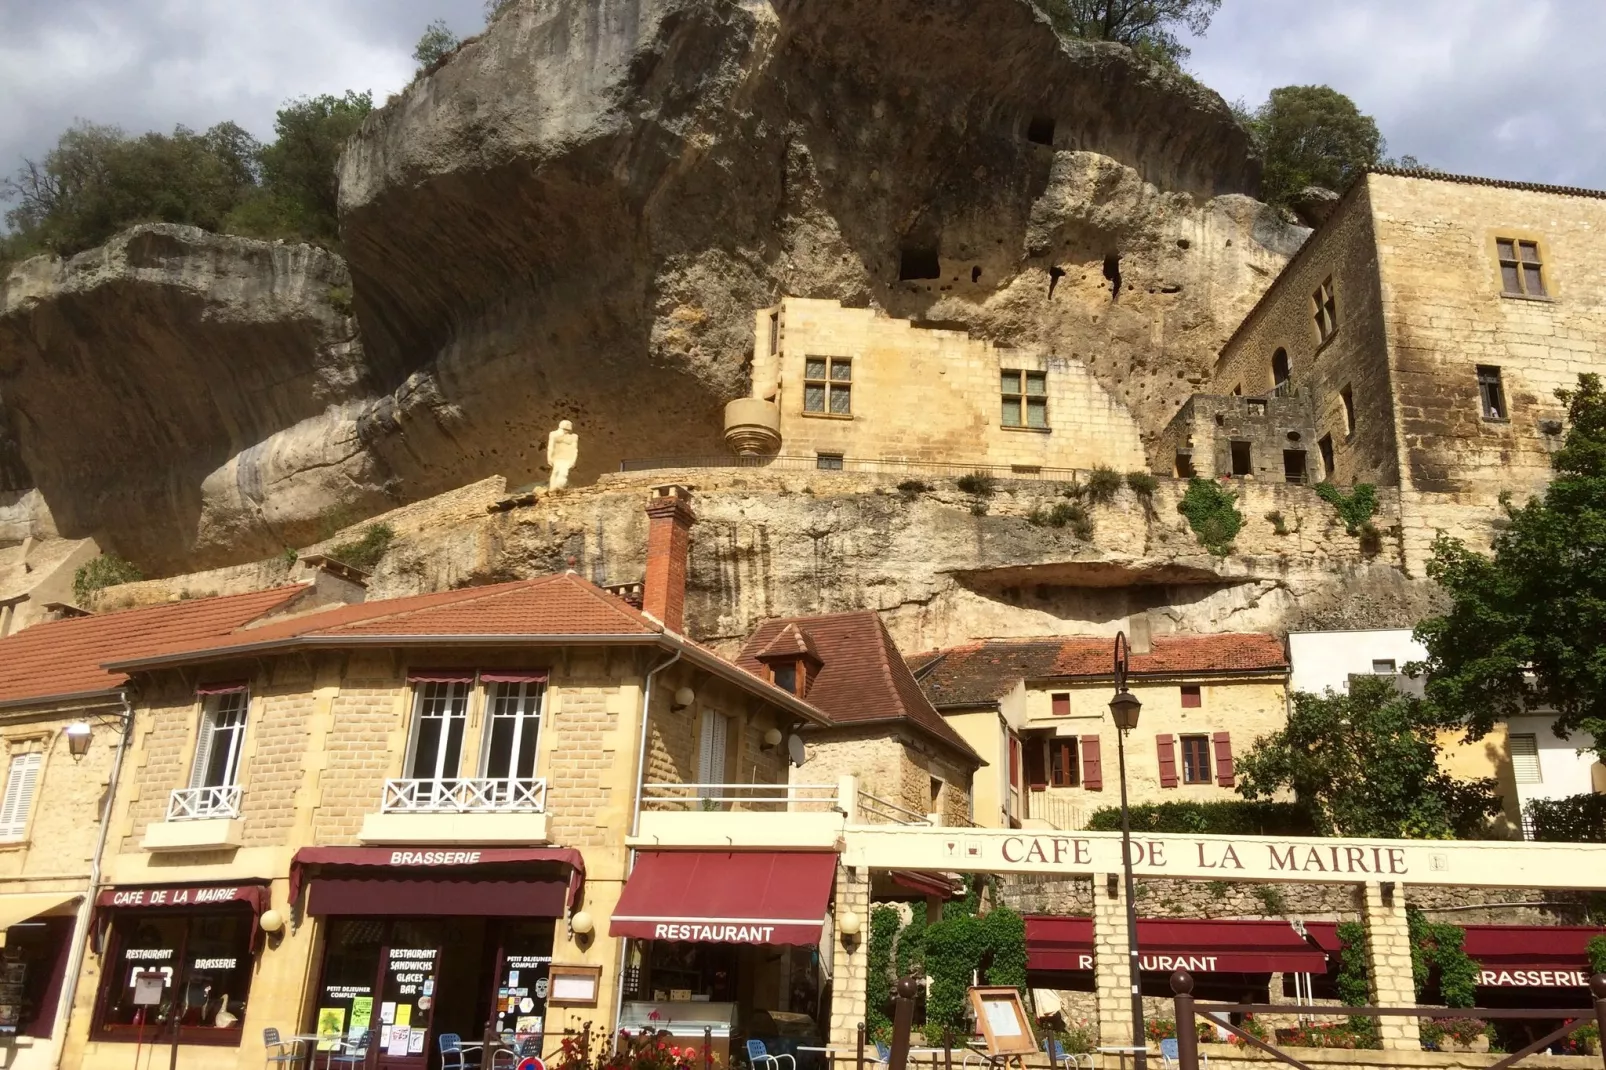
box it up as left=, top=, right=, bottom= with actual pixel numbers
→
left=1027, top=791, right=1090, bottom=832
left=167, top=785, right=242, bottom=822
left=642, top=782, right=839, bottom=813
left=856, top=790, right=934, bottom=827
left=381, top=777, right=548, bottom=814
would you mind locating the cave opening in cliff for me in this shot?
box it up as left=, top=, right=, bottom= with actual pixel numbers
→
left=1102, top=252, right=1122, bottom=300
left=1025, top=115, right=1055, bottom=145
left=1048, top=265, right=1065, bottom=298
left=971, top=266, right=982, bottom=284
left=899, top=247, right=942, bottom=280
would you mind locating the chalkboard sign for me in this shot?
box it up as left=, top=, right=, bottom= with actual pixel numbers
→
left=967, top=987, right=1036, bottom=1057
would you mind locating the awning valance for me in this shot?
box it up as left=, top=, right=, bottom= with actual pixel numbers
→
left=0, top=892, right=79, bottom=935
left=610, top=850, right=838, bottom=945
left=1027, top=916, right=1327, bottom=975
left=307, top=878, right=566, bottom=918
left=289, top=846, right=585, bottom=913
left=1304, top=921, right=1603, bottom=988
left=405, top=669, right=476, bottom=684
left=479, top=671, right=550, bottom=684
left=194, top=681, right=248, bottom=696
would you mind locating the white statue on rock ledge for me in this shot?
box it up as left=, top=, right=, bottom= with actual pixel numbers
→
left=545, top=419, right=579, bottom=491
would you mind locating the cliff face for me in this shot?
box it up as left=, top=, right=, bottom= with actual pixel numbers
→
left=0, top=0, right=1299, bottom=575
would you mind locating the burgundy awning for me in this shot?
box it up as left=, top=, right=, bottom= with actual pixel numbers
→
left=1463, top=925, right=1600, bottom=988
left=194, top=681, right=248, bottom=695
left=406, top=669, right=475, bottom=683
left=610, top=851, right=838, bottom=945
left=307, top=878, right=566, bottom=918
left=95, top=881, right=271, bottom=950
left=1027, top=916, right=1328, bottom=974
left=479, top=671, right=550, bottom=684
left=890, top=870, right=960, bottom=899
left=289, top=847, right=585, bottom=912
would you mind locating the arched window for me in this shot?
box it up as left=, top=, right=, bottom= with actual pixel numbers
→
left=1271, top=348, right=1291, bottom=394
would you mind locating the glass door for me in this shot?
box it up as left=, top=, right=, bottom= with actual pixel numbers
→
left=489, top=919, right=555, bottom=1049
left=376, top=921, right=442, bottom=1070
left=311, top=919, right=444, bottom=1070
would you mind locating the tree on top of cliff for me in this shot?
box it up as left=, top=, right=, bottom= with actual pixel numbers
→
left=248, top=91, right=373, bottom=245
left=1034, top=0, right=1220, bottom=66
left=1414, top=373, right=1606, bottom=758
left=1244, top=85, right=1384, bottom=209
left=414, top=19, right=461, bottom=74
left=1235, top=676, right=1500, bottom=839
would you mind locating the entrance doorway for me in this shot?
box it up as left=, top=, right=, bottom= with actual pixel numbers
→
left=312, top=917, right=554, bottom=1070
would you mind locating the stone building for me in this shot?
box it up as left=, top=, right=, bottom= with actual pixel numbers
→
left=912, top=630, right=1290, bottom=831
left=0, top=535, right=99, bottom=638
left=723, top=298, right=1147, bottom=474
left=1160, top=169, right=1606, bottom=569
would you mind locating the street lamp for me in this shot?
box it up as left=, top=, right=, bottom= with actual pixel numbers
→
left=65, top=722, right=93, bottom=762
left=1109, top=632, right=1146, bottom=1068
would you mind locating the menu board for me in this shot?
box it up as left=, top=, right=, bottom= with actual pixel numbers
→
left=495, top=954, right=551, bottom=1039
left=0, top=954, right=25, bottom=1034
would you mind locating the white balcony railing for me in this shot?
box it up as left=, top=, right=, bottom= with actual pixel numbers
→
left=856, top=790, right=934, bottom=827
left=642, top=782, right=840, bottom=813
left=167, top=785, right=242, bottom=822
left=381, top=777, right=548, bottom=814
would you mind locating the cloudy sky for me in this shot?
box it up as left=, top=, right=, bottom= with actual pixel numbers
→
left=1, top=0, right=1603, bottom=199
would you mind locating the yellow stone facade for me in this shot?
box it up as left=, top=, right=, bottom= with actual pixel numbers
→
left=724, top=298, right=1147, bottom=473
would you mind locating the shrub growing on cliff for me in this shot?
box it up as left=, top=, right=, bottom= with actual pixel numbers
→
left=1125, top=471, right=1158, bottom=499
left=73, top=554, right=144, bottom=605
left=1177, top=477, right=1242, bottom=555
left=1314, top=482, right=1378, bottom=535
left=1086, top=466, right=1122, bottom=504
left=1034, top=0, right=1221, bottom=67
left=413, top=19, right=460, bottom=73
left=1414, top=374, right=1606, bottom=757
left=329, top=523, right=395, bottom=572
left=957, top=472, right=997, bottom=497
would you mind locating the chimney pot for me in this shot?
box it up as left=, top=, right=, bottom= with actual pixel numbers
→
left=643, top=485, right=695, bottom=632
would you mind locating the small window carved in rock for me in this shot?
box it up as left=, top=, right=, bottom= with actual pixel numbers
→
left=1026, top=116, right=1056, bottom=145
left=899, top=248, right=941, bottom=280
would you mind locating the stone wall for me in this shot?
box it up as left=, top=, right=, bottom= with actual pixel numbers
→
left=1156, top=393, right=1319, bottom=483
left=803, top=728, right=975, bottom=826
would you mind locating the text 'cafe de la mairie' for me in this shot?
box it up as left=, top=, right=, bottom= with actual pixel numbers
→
left=1, top=485, right=1606, bottom=1070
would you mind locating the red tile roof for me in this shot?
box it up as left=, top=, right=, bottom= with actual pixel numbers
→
left=737, top=611, right=981, bottom=765
left=914, top=634, right=1288, bottom=707
left=0, top=586, right=306, bottom=706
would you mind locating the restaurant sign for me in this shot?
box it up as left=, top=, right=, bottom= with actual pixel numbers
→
left=97, top=884, right=262, bottom=909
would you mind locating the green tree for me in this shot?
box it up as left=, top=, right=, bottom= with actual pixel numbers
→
left=414, top=19, right=460, bottom=72
left=1414, top=374, right=1606, bottom=757
left=1034, top=0, right=1220, bottom=67
left=1246, top=85, right=1384, bottom=208
left=1235, top=676, right=1499, bottom=838
left=247, top=90, right=373, bottom=244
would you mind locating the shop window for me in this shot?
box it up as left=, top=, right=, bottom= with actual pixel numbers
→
left=1478, top=366, right=1507, bottom=420
left=1230, top=440, right=1252, bottom=476
left=696, top=710, right=730, bottom=796
left=1001, top=370, right=1049, bottom=428
left=1180, top=685, right=1202, bottom=709
left=1496, top=238, right=1547, bottom=297
left=1049, top=738, right=1079, bottom=788
left=0, top=752, right=41, bottom=840
left=1313, top=277, right=1337, bottom=343
left=1318, top=434, right=1335, bottom=480
left=816, top=453, right=844, bottom=471
left=1, top=917, right=74, bottom=1038
left=190, top=691, right=249, bottom=793
left=93, top=910, right=255, bottom=1044
left=1180, top=735, right=1212, bottom=784
left=482, top=681, right=544, bottom=785
left=1340, top=385, right=1356, bottom=436
left=803, top=357, right=852, bottom=416
left=405, top=681, right=470, bottom=783
left=1510, top=734, right=1541, bottom=784
left=1174, top=451, right=1196, bottom=478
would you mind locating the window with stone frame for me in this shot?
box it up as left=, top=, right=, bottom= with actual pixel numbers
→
left=1313, top=278, right=1337, bottom=343
left=803, top=356, right=852, bottom=415
left=1180, top=734, right=1212, bottom=784
left=1477, top=366, right=1508, bottom=420
left=1001, top=369, right=1049, bottom=428
left=1496, top=238, right=1547, bottom=297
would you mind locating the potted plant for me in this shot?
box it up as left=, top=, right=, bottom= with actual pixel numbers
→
left=1572, top=1021, right=1601, bottom=1056
left=1144, top=1018, right=1177, bottom=1046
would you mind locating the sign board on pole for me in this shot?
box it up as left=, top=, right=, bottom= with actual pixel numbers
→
left=967, top=987, right=1036, bottom=1057
left=132, top=971, right=167, bottom=1007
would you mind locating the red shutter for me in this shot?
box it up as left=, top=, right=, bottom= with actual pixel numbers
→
left=1213, top=732, right=1236, bottom=787
left=1025, top=739, right=1048, bottom=791
left=1081, top=735, right=1103, bottom=791
left=1156, top=734, right=1179, bottom=788
left=1051, top=693, right=1070, bottom=717
left=1008, top=736, right=1021, bottom=789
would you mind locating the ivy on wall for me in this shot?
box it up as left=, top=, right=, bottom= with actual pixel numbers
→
left=1177, top=478, right=1244, bottom=555
left=1407, top=909, right=1480, bottom=1008
left=867, top=905, right=901, bottom=1040
left=1314, top=482, right=1380, bottom=548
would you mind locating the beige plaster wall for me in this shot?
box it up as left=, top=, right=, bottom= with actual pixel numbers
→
left=766, top=298, right=1147, bottom=471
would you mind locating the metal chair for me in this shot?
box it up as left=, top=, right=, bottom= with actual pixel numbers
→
left=328, top=1030, right=372, bottom=1070
left=264, top=1027, right=306, bottom=1070
left=1043, top=1036, right=1093, bottom=1070
left=440, top=1033, right=485, bottom=1070
left=1158, top=1037, right=1208, bottom=1068
left=747, top=1039, right=797, bottom=1070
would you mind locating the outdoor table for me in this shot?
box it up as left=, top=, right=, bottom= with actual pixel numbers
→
left=1095, top=1046, right=1154, bottom=1070
left=289, top=1034, right=339, bottom=1070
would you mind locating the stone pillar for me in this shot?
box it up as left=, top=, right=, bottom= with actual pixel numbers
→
left=830, top=862, right=871, bottom=1050
left=1361, top=882, right=1419, bottom=1050
left=1091, top=873, right=1137, bottom=1049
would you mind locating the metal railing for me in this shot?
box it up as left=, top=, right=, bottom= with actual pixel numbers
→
left=619, top=454, right=1098, bottom=483
left=1027, top=791, right=1090, bottom=832
left=856, top=790, right=933, bottom=826
left=381, top=777, right=548, bottom=813
left=641, top=782, right=839, bottom=812
left=167, top=785, right=242, bottom=821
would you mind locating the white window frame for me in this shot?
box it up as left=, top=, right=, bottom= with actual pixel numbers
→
left=696, top=710, right=730, bottom=799
left=190, top=690, right=250, bottom=790
left=479, top=681, right=545, bottom=781
left=0, top=751, right=42, bottom=840
left=1510, top=733, right=1542, bottom=784
left=404, top=681, right=471, bottom=782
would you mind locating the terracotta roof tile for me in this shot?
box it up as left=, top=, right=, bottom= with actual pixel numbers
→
left=915, top=634, right=1288, bottom=708
left=737, top=611, right=981, bottom=764
left=0, top=586, right=306, bottom=706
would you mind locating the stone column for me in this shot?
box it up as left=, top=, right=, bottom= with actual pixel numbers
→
left=1091, top=873, right=1138, bottom=1048
left=1361, top=881, right=1419, bottom=1050
left=830, top=862, right=871, bottom=1050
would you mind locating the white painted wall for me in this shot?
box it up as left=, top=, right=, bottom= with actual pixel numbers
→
left=1287, top=628, right=1424, bottom=695
left=1505, top=713, right=1602, bottom=810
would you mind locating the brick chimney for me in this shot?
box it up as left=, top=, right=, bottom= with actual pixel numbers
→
left=643, top=485, right=696, bottom=633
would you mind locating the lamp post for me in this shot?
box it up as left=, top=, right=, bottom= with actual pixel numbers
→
left=1109, top=632, right=1146, bottom=1068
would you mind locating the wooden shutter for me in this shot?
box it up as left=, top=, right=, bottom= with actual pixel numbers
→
left=1213, top=732, right=1236, bottom=787
left=1080, top=735, right=1103, bottom=791
left=1051, top=693, right=1070, bottom=717
left=1156, top=734, right=1179, bottom=788
left=189, top=702, right=218, bottom=789
left=0, top=753, right=41, bottom=838
left=697, top=711, right=728, bottom=785
left=1025, top=739, right=1047, bottom=791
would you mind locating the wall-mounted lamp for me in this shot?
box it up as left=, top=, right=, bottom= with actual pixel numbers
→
left=761, top=728, right=784, bottom=751
left=65, top=722, right=93, bottom=762
left=1380, top=882, right=1396, bottom=905
left=570, top=910, right=595, bottom=936
left=672, top=687, right=696, bottom=711
left=259, top=909, right=285, bottom=934
left=1106, top=873, right=1120, bottom=899
left=837, top=911, right=862, bottom=938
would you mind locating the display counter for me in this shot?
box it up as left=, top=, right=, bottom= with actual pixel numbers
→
left=620, top=1001, right=735, bottom=1063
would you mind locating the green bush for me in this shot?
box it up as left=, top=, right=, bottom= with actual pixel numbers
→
left=1408, top=909, right=1479, bottom=1008
left=1525, top=793, right=1606, bottom=842
left=924, top=914, right=986, bottom=1032
left=1266, top=510, right=1290, bottom=536
left=1125, top=471, right=1158, bottom=499
left=867, top=905, right=900, bottom=1041
left=73, top=554, right=144, bottom=605
left=1314, top=482, right=1378, bottom=536
left=897, top=480, right=933, bottom=501
left=957, top=472, right=997, bottom=497
left=981, top=908, right=1027, bottom=992
left=1085, top=800, right=1317, bottom=837
left=1027, top=501, right=1093, bottom=540
left=895, top=901, right=927, bottom=980
left=1086, top=466, right=1122, bottom=504
left=328, top=523, right=395, bottom=572
left=1589, top=934, right=1606, bottom=975
left=1178, top=478, right=1243, bottom=555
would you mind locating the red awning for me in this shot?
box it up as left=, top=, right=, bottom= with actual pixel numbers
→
left=1463, top=925, right=1600, bottom=988
left=610, top=851, right=838, bottom=945
left=1027, top=916, right=1328, bottom=974
left=406, top=669, right=476, bottom=683
left=479, top=671, right=550, bottom=684
left=890, top=870, right=961, bottom=899
left=307, top=878, right=566, bottom=918
left=94, top=881, right=271, bottom=951
left=289, top=847, right=586, bottom=912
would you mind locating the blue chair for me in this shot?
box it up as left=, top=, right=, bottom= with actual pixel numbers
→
left=328, top=1031, right=371, bottom=1070
left=747, top=1039, right=796, bottom=1070
left=1042, top=1038, right=1092, bottom=1070
left=1158, top=1037, right=1207, bottom=1068
left=440, top=1033, right=485, bottom=1070
left=264, top=1027, right=306, bottom=1070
